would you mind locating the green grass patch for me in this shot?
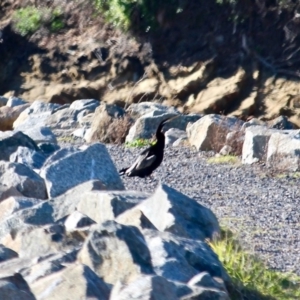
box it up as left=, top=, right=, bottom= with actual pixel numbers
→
left=12, top=6, right=43, bottom=36
left=12, top=6, right=65, bottom=36
left=57, top=136, right=77, bottom=143
left=125, top=138, right=154, bottom=148
left=275, top=172, right=300, bottom=179
left=208, top=229, right=300, bottom=300
left=93, top=0, right=186, bottom=32
left=207, top=155, right=239, bottom=164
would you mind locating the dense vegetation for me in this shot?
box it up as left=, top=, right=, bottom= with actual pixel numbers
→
left=12, top=5, right=64, bottom=36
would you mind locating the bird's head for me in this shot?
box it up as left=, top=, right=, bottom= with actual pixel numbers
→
left=156, top=115, right=180, bottom=138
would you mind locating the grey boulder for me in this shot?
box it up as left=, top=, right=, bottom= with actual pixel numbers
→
left=267, top=130, right=300, bottom=171
left=69, top=98, right=100, bottom=114
left=0, top=244, right=18, bottom=262
left=6, top=97, right=27, bottom=108
left=242, top=125, right=276, bottom=164
left=187, top=114, right=243, bottom=151
left=10, top=146, right=47, bottom=169
left=0, top=273, right=35, bottom=300
left=40, top=143, right=124, bottom=198
left=0, top=131, right=40, bottom=161
left=0, top=161, right=47, bottom=199
left=21, top=126, right=57, bottom=144
left=110, top=275, right=178, bottom=300
left=127, top=102, right=179, bottom=119
left=135, top=184, right=220, bottom=240
left=77, top=220, right=153, bottom=285
left=30, top=264, right=110, bottom=300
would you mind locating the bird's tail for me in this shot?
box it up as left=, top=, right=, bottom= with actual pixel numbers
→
left=119, top=168, right=128, bottom=176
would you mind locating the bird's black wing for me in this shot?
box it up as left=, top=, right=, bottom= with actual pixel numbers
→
left=126, top=147, right=156, bottom=174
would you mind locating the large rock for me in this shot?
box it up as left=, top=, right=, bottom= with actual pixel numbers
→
left=0, top=196, right=42, bottom=221
left=242, top=125, right=277, bottom=164
left=13, top=101, right=61, bottom=130
left=125, top=112, right=177, bottom=142
left=181, top=288, right=229, bottom=300
left=0, top=131, right=40, bottom=161
left=20, top=249, right=79, bottom=284
left=10, top=146, right=47, bottom=169
left=69, top=98, right=100, bottom=115
left=0, top=161, right=47, bottom=199
left=6, top=97, right=27, bottom=108
left=127, top=102, right=179, bottom=120
left=40, top=143, right=124, bottom=198
left=0, top=104, right=30, bottom=131
left=77, top=220, right=153, bottom=285
left=143, top=229, right=227, bottom=283
left=126, top=184, right=220, bottom=240
left=188, top=272, right=227, bottom=292
left=110, top=275, right=178, bottom=300
left=0, top=245, right=18, bottom=262
left=0, top=96, right=8, bottom=107
left=267, top=130, right=300, bottom=171
left=45, top=100, right=100, bottom=134
left=2, top=224, right=68, bottom=259
left=45, top=105, right=78, bottom=130
left=125, top=112, right=200, bottom=142
left=165, top=128, right=188, bottom=146
left=118, top=184, right=220, bottom=240
left=21, top=126, right=57, bottom=144
left=30, top=264, right=110, bottom=300
left=187, top=114, right=243, bottom=151
left=0, top=273, right=35, bottom=300
left=76, top=190, right=149, bottom=224
left=0, top=184, right=22, bottom=202
left=64, top=211, right=96, bottom=231
left=267, top=115, right=295, bottom=130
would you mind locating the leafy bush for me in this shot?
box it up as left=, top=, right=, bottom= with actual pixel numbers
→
left=12, top=6, right=43, bottom=36
left=94, top=0, right=186, bottom=32
left=12, top=6, right=65, bottom=36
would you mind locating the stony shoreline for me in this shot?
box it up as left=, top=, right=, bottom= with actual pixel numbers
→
left=107, top=144, right=300, bottom=276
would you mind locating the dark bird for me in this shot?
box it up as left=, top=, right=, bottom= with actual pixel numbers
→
left=119, top=115, right=179, bottom=178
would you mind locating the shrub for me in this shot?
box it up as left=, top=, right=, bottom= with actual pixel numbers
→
left=12, top=6, right=65, bottom=36
left=106, top=114, right=133, bottom=144
left=93, top=0, right=186, bottom=32
left=12, top=6, right=43, bottom=36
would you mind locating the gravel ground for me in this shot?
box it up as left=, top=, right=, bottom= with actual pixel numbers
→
left=107, top=144, right=300, bottom=276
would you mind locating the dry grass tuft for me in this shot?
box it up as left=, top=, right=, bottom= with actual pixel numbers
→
left=210, top=117, right=244, bottom=155
left=105, top=114, right=133, bottom=144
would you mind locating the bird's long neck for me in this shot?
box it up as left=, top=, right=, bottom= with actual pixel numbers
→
left=155, top=129, right=165, bottom=148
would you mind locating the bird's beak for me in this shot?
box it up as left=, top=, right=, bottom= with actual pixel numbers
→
left=164, top=114, right=180, bottom=124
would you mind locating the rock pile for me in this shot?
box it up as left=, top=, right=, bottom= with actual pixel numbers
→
left=0, top=97, right=231, bottom=299
left=0, top=94, right=299, bottom=299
